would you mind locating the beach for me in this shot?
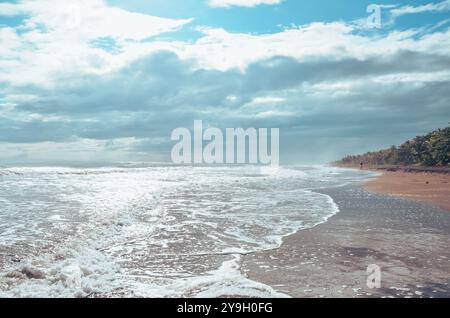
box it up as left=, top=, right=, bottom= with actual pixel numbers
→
left=364, top=171, right=450, bottom=212
left=242, top=177, right=450, bottom=298
left=1, top=166, right=450, bottom=298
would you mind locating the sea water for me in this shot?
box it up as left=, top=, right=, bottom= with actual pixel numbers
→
left=0, top=165, right=375, bottom=297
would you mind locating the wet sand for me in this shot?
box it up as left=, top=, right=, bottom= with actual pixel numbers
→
left=242, top=185, right=450, bottom=298
left=364, top=171, right=450, bottom=211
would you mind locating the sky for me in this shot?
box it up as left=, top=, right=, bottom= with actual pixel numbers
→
left=0, top=0, right=449, bottom=165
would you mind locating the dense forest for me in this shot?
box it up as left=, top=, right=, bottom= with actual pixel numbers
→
left=334, top=126, right=450, bottom=167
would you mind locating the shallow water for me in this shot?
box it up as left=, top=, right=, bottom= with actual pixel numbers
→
left=0, top=165, right=375, bottom=297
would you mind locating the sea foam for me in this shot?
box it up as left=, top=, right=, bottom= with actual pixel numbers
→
left=0, top=165, right=374, bottom=297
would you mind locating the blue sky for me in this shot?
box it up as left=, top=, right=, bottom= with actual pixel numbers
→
left=107, top=0, right=450, bottom=34
left=0, top=0, right=449, bottom=164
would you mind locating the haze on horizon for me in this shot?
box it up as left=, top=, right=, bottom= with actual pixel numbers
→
left=1, top=0, right=450, bottom=165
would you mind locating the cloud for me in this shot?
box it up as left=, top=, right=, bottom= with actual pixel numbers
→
left=8, top=49, right=450, bottom=115
left=207, top=0, right=282, bottom=8
left=0, top=0, right=192, bottom=87
left=2, top=48, right=449, bottom=163
left=1, top=1, right=450, bottom=163
left=0, top=0, right=192, bottom=40
left=391, top=0, right=450, bottom=16
left=174, top=23, right=450, bottom=74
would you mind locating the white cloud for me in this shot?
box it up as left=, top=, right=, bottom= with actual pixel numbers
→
left=207, top=0, right=282, bottom=8
left=2, top=0, right=450, bottom=89
left=251, top=97, right=286, bottom=105
left=3, top=16, right=450, bottom=89
left=255, top=110, right=292, bottom=118
left=174, top=23, right=450, bottom=71
left=0, top=0, right=192, bottom=40
left=391, top=0, right=450, bottom=16
left=0, top=0, right=192, bottom=87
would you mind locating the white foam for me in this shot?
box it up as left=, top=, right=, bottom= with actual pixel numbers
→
left=1, top=246, right=120, bottom=298
left=0, top=165, right=369, bottom=297
left=129, top=255, right=289, bottom=298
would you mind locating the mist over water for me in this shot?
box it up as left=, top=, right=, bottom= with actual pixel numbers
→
left=0, top=165, right=375, bottom=297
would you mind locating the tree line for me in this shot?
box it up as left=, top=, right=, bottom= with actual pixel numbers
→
left=334, top=126, right=450, bottom=167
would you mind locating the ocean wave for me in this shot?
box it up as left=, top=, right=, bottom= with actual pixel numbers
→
left=0, top=165, right=372, bottom=297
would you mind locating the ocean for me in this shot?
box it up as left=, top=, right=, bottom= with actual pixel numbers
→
left=0, top=165, right=375, bottom=297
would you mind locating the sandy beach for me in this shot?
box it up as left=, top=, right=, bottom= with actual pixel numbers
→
left=242, top=182, right=450, bottom=298
left=364, top=171, right=450, bottom=212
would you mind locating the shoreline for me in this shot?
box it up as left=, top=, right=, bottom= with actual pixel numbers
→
left=241, top=184, right=450, bottom=298
left=335, top=165, right=450, bottom=175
